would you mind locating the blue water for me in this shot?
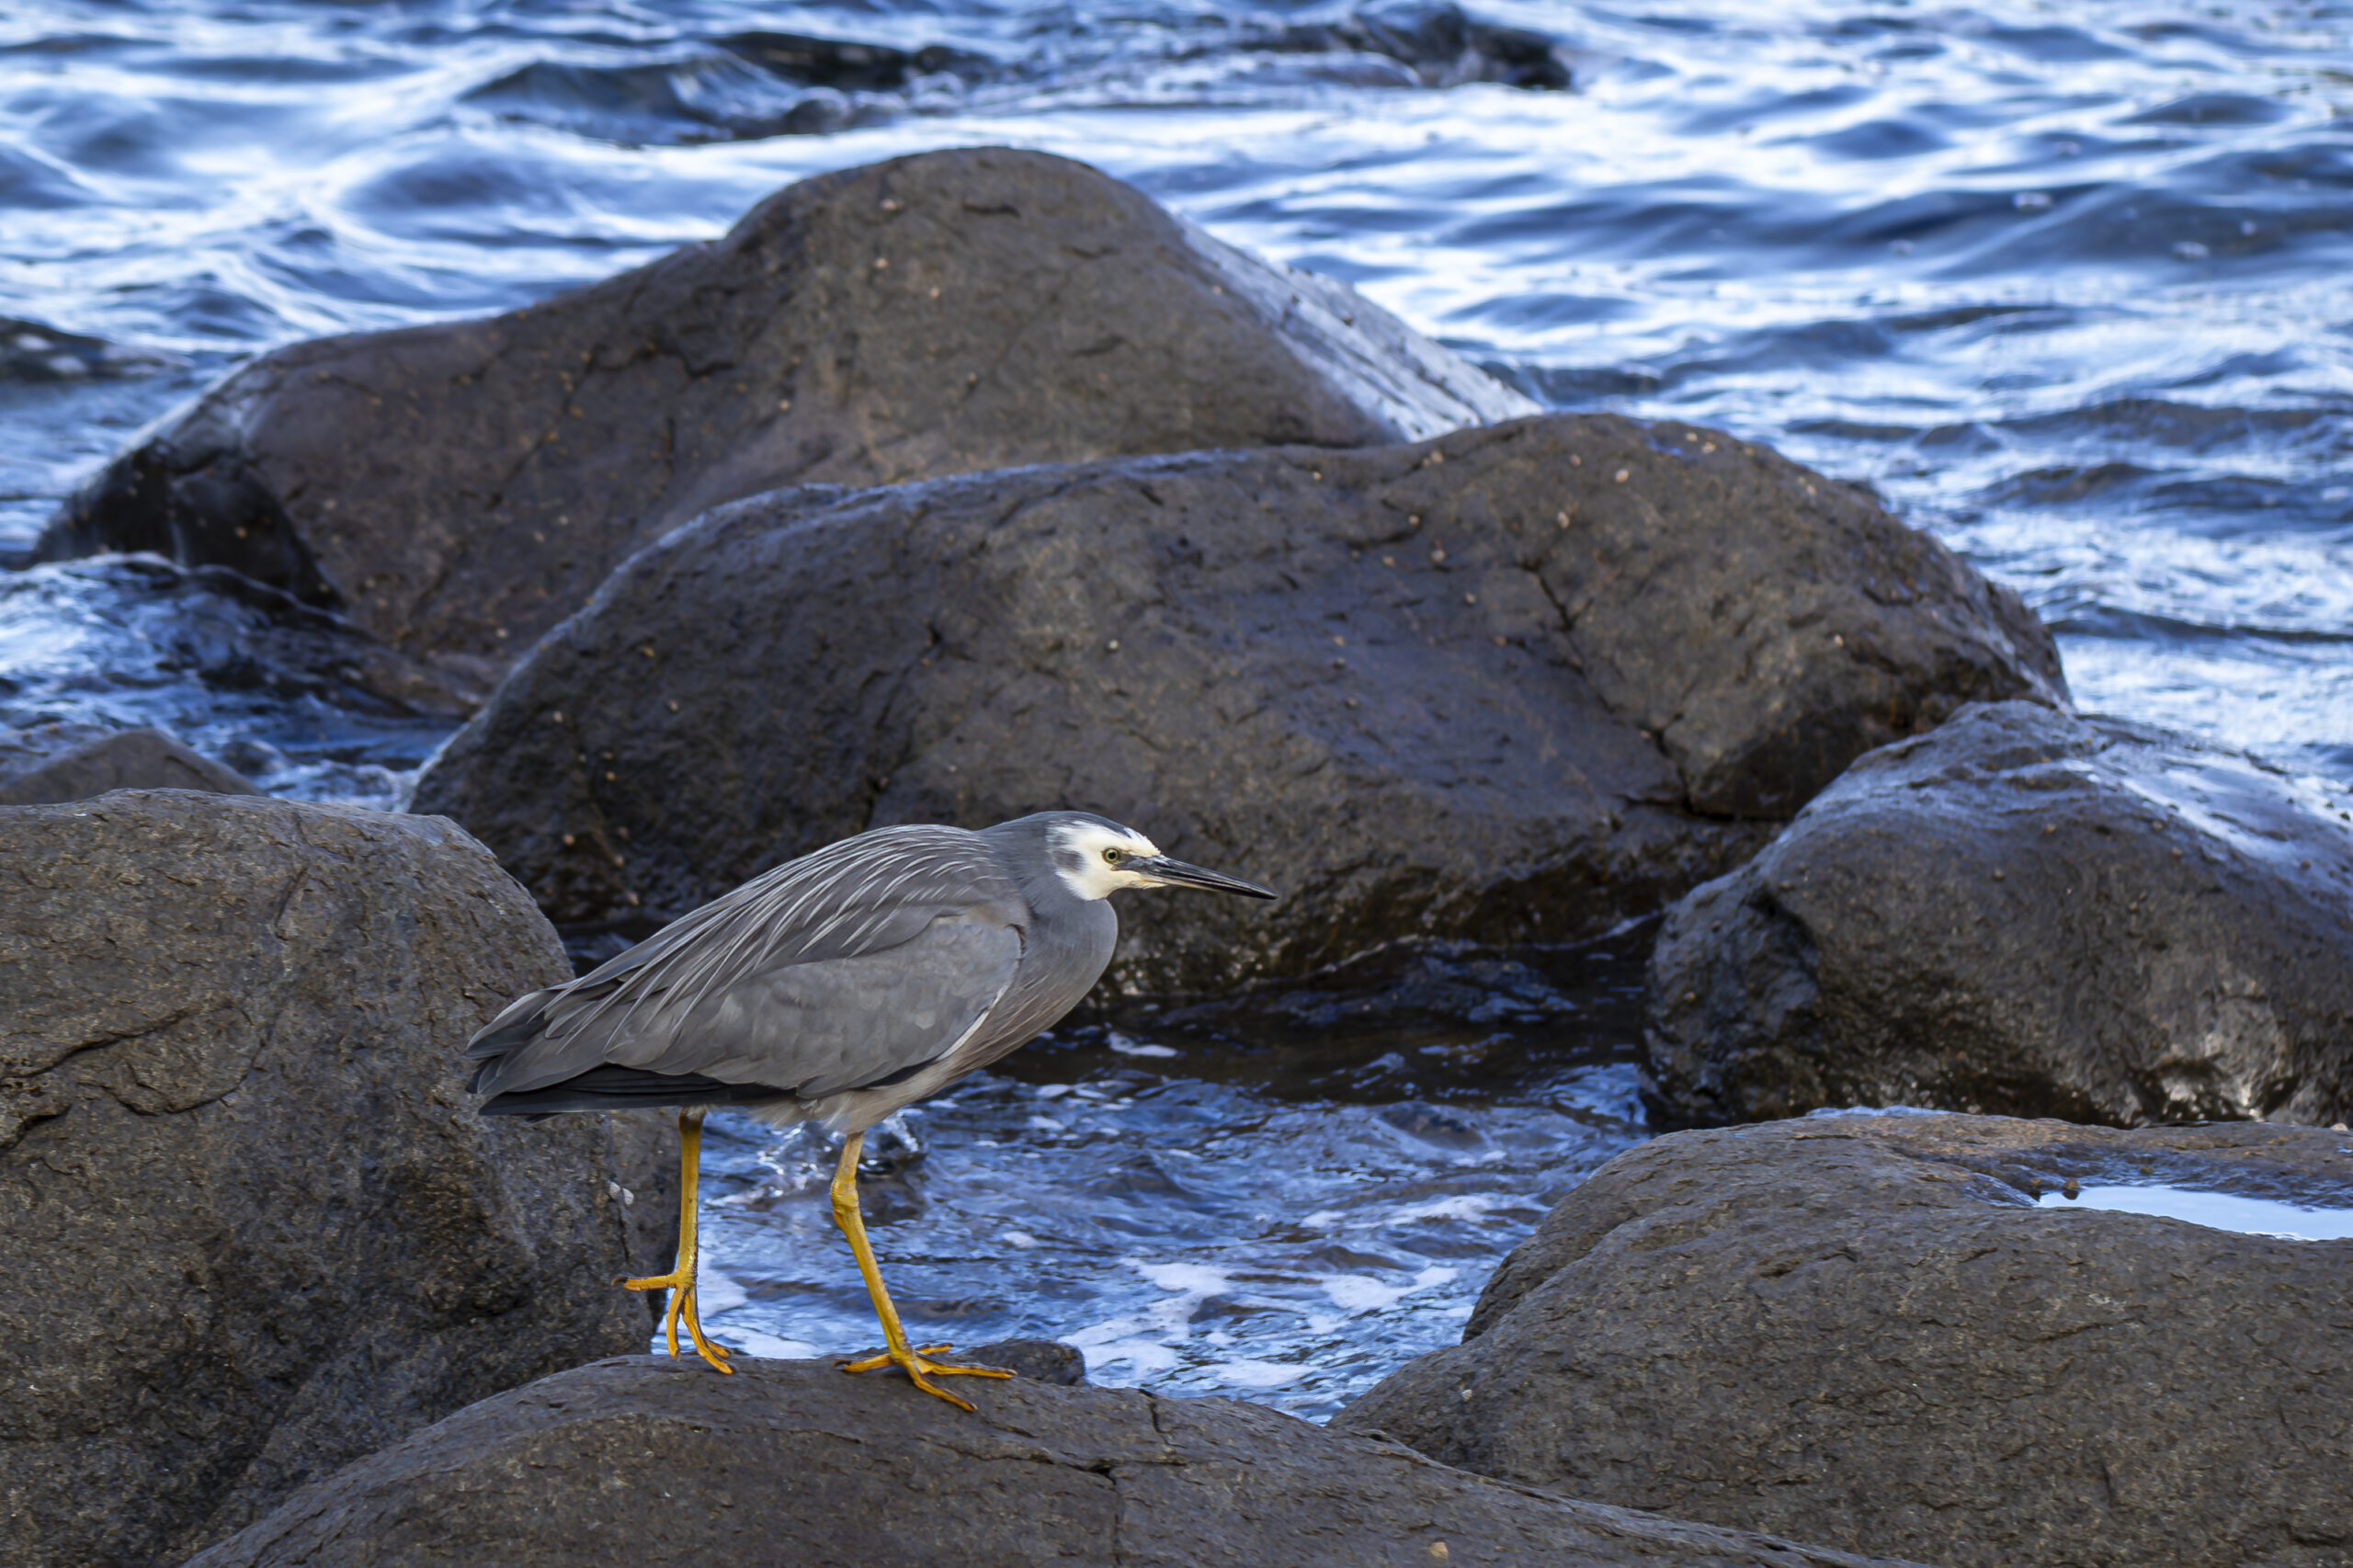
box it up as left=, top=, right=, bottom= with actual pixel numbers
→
left=5, top=0, right=2351, bottom=1415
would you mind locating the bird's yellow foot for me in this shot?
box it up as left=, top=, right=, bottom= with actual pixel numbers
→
left=837, top=1342, right=1012, bottom=1410
left=620, top=1269, right=734, bottom=1374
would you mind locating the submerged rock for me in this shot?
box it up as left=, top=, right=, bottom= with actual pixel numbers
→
left=1336, top=1112, right=2353, bottom=1568
left=0, top=792, right=648, bottom=1568
left=0, top=726, right=257, bottom=804
left=0, top=314, right=176, bottom=383
left=1269, top=2, right=1573, bottom=90
left=35, top=148, right=1533, bottom=663
left=411, top=413, right=2063, bottom=997
left=0, top=557, right=492, bottom=767
left=465, top=6, right=1574, bottom=149
left=1643, top=701, right=2353, bottom=1128
left=187, top=1354, right=1927, bottom=1568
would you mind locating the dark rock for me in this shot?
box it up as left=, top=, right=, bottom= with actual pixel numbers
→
left=1336, top=1112, right=2353, bottom=1568
left=411, top=413, right=2063, bottom=998
left=1273, top=3, right=1574, bottom=91
left=185, top=1355, right=1927, bottom=1568
left=0, top=315, right=177, bottom=383
left=460, top=40, right=994, bottom=148
left=961, top=1337, right=1089, bottom=1385
left=0, top=791, right=652, bottom=1568
left=1643, top=700, right=2353, bottom=1128
left=467, top=13, right=1569, bottom=151
left=0, top=726, right=258, bottom=805
left=715, top=29, right=993, bottom=90
left=37, top=149, right=1534, bottom=663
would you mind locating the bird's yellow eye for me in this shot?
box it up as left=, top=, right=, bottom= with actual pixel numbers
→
left=1103, top=847, right=1124, bottom=865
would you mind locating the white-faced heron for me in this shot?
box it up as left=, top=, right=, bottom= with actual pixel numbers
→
left=466, top=812, right=1275, bottom=1407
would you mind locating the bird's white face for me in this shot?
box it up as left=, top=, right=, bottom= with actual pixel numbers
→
left=1050, top=820, right=1165, bottom=901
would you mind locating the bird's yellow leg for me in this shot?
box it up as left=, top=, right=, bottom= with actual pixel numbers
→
left=620, top=1108, right=733, bottom=1374
left=828, top=1130, right=1010, bottom=1410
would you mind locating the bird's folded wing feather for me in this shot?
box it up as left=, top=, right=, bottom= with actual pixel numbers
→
left=469, top=826, right=1027, bottom=1099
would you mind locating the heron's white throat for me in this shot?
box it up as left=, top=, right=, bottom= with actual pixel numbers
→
left=1050, top=821, right=1164, bottom=901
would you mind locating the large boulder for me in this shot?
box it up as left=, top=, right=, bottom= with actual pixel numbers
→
left=185, top=1354, right=1927, bottom=1568
left=0, top=791, right=652, bottom=1568
left=34, top=148, right=1534, bottom=666
left=411, top=413, right=2065, bottom=997
left=1336, top=1113, right=2353, bottom=1568
left=1643, top=700, right=2353, bottom=1128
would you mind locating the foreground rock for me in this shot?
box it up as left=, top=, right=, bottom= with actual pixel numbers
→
left=36, top=148, right=1533, bottom=664
left=188, top=1355, right=1927, bottom=1568
left=413, top=413, right=2063, bottom=996
left=1643, top=701, right=2353, bottom=1127
left=1338, top=1113, right=2353, bottom=1568
left=0, top=792, right=651, bottom=1568
left=0, top=727, right=257, bottom=805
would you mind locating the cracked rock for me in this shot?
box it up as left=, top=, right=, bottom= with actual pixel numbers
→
left=410, top=413, right=2063, bottom=998
left=185, top=1354, right=1928, bottom=1568
left=0, top=791, right=668, bottom=1568
left=33, top=148, right=1533, bottom=665
left=1336, top=1112, right=2353, bottom=1568
left=1642, top=700, right=2353, bottom=1128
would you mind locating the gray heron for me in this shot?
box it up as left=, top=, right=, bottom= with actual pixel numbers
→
left=466, top=812, right=1276, bottom=1407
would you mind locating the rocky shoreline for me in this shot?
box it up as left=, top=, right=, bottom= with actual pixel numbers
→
left=3, top=150, right=2348, bottom=1568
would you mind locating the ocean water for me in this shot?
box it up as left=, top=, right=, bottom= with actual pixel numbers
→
left=4, top=0, right=2349, bottom=1414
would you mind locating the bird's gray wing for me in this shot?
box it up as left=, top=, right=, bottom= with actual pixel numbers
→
left=629, top=910, right=1020, bottom=1096
left=469, top=825, right=1026, bottom=1099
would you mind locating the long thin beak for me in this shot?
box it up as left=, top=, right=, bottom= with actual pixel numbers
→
left=1130, top=856, right=1278, bottom=900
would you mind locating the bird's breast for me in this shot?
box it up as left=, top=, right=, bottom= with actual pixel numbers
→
left=968, top=900, right=1117, bottom=1064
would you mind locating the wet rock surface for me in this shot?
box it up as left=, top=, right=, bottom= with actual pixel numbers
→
left=0, top=792, right=650, bottom=1568
left=412, top=412, right=2063, bottom=998
left=1643, top=701, right=2353, bottom=1128
left=187, top=1354, right=1927, bottom=1568
left=1336, top=1112, right=2353, bottom=1568
left=1264, top=2, right=1572, bottom=90
left=0, top=726, right=257, bottom=804
left=35, top=148, right=1533, bottom=662
left=957, top=1336, right=1090, bottom=1385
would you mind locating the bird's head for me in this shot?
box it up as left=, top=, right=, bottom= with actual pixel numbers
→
left=1041, top=814, right=1277, bottom=903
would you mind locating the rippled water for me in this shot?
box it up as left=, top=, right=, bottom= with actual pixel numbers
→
left=692, top=950, right=1650, bottom=1417
left=5, top=0, right=2350, bottom=1405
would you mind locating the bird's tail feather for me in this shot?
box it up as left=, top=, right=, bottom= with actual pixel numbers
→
left=477, top=1063, right=793, bottom=1117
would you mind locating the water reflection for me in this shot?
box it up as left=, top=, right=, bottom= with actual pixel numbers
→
left=2037, top=1183, right=2353, bottom=1242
